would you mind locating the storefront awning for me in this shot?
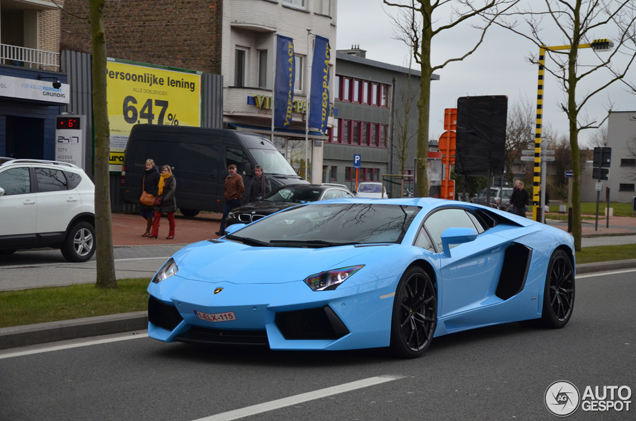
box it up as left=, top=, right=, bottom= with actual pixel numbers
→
left=228, top=123, right=327, bottom=140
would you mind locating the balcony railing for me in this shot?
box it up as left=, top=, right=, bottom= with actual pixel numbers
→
left=0, top=43, right=60, bottom=70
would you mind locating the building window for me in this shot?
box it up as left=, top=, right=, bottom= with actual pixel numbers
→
left=345, top=167, right=353, bottom=181
left=234, top=48, right=247, bottom=87
left=330, top=118, right=339, bottom=142
left=362, top=81, right=369, bottom=104
left=371, top=83, right=378, bottom=106
left=370, top=123, right=377, bottom=146
left=258, top=50, right=268, bottom=88
left=381, top=85, right=388, bottom=107
left=621, top=159, right=636, bottom=167
left=342, top=120, right=350, bottom=143
left=283, top=0, right=306, bottom=8
left=362, top=122, right=369, bottom=146
left=619, top=184, right=635, bottom=192
left=334, top=75, right=340, bottom=99
left=343, top=77, right=350, bottom=101
left=330, top=166, right=337, bottom=182
left=353, top=79, right=360, bottom=102
left=294, top=55, right=304, bottom=92
left=353, top=121, right=360, bottom=144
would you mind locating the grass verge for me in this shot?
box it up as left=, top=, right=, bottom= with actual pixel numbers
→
left=576, top=244, right=636, bottom=265
left=0, top=278, right=150, bottom=329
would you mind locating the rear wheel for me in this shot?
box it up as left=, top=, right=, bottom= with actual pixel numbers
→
left=390, top=267, right=437, bottom=358
left=180, top=208, right=200, bottom=218
left=541, top=249, right=575, bottom=328
left=61, top=222, right=96, bottom=262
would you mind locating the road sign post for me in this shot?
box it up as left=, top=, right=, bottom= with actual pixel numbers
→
left=353, top=154, right=361, bottom=192
left=593, top=147, right=611, bottom=231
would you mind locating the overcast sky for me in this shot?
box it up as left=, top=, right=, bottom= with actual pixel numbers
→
left=336, top=0, right=636, bottom=146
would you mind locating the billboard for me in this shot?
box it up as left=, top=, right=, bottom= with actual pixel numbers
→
left=106, top=59, right=202, bottom=171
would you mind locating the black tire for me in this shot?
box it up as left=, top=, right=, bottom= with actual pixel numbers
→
left=0, top=249, right=17, bottom=256
left=180, top=208, right=200, bottom=218
left=61, top=221, right=96, bottom=262
left=540, top=249, right=575, bottom=328
left=390, top=266, right=437, bottom=358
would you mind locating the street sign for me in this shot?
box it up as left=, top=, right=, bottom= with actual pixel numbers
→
left=353, top=154, right=361, bottom=169
left=521, top=149, right=554, bottom=156
left=592, top=167, right=609, bottom=180
left=595, top=182, right=603, bottom=191
left=565, top=170, right=573, bottom=178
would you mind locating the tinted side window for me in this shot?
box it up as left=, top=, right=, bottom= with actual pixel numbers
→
left=35, top=168, right=68, bottom=192
left=0, top=167, right=31, bottom=195
left=65, top=171, right=82, bottom=190
left=414, top=227, right=434, bottom=252
left=424, top=208, right=478, bottom=253
left=226, top=147, right=249, bottom=173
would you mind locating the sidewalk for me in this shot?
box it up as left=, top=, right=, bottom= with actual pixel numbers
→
left=547, top=214, right=636, bottom=238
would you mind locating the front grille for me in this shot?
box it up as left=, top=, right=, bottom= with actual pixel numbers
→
left=148, top=296, right=183, bottom=331
left=275, top=306, right=349, bottom=340
left=251, top=214, right=265, bottom=222
left=175, top=326, right=268, bottom=346
left=238, top=214, right=252, bottom=223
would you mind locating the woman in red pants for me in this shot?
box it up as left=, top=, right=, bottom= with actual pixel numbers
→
left=149, top=165, right=177, bottom=239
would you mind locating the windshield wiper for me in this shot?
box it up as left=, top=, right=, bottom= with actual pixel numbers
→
left=268, top=239, right=360, bottom=248
left=225, top=234, right=272, bottom=247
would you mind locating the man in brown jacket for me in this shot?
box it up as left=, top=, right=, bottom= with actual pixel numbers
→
left=216, top=164, right=244, bottom=235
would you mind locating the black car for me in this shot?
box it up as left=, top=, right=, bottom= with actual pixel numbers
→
left=226, top=184, right=355, bottom=228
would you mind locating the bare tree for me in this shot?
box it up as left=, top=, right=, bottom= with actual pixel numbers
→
left=586, top=125, right=609, bottom=148
left=494, top=0, right=636, bottom=251
left=90, top=0, right=117, bottom=288
left=384, top=0, right=519, bottom=197
left=505, top=98, right=535, bottom=183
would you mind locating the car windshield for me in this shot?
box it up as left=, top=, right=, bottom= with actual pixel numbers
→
left=479, top=188, right=499, bottom=198
left=502, top=189, right=513, bottom=199
left=265, top=186, right=323, bottom=203
left=227, top=203, right=421, bottom=247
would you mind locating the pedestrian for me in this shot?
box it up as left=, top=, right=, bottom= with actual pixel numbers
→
left=216, top=164, right=244, bottom=236
left=140, top=159, right=160, bottom=237
left=149, top=165, right=177, bottom=240
left=509, top=180, right=529, bottom=217
left=248, top=165, right=271, bottom=203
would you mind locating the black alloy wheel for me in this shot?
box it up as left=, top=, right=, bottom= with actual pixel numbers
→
left=541, top=249, right=575, bottom=328
left=390, top=267, right=437, bottom=358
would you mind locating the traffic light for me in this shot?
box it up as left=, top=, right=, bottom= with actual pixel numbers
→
left=591, top=39, right=614, bottom=51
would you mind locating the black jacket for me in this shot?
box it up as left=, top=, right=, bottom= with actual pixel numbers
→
left=155, top=176, right=177, bottom=213
left=141, top=166, right=160, bottom=211
left=248, top=175, right=272, bottom=203
left=510, top=187, right=529, bottom=210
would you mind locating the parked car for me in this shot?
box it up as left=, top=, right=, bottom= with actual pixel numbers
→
left=356, top=182, right=388, bottom=198
left=122, top=125, right=307, bottom=217
left=148, top=198, right=576, bottom=359
left=0, top=159, right=96, bottom=261
left=471, top=187, right=513, bottom=210
left=225, top=184, right=355, bottom=228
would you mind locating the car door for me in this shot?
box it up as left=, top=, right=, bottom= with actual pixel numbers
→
left=34, top=167, right=78, bottom=237
left=423, top=208, right=508, bottom=317
left=0, top=166, right=37, bottom=241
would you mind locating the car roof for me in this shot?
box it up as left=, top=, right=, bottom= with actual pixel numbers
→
left=0, top=159, right=80, bottom=170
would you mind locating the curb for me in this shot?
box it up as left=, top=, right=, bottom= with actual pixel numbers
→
left=1, top=260, right=635, bottom=351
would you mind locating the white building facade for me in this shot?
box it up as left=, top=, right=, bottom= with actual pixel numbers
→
left=222, top=0, right=337, bottom=183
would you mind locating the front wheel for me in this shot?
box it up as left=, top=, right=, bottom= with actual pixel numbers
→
left=541, top=249, right=575, bottom=328
left=61, top=221, right=96, bottom=262
left=390, top=267, right=437, bottom=358
left=180, top=208, right=200, bottom=218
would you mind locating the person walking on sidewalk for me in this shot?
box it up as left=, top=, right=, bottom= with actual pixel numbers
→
left=510, top=180, right=529, bottom=217
left=140, top=159, right=160, bottom=237
left=216, top=164, right=244, bottom=236
left=248, top=165, right=271, bottom=203
left=149, top=165, right=177, bottom=239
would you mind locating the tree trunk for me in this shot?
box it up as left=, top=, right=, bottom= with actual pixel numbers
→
left=568, top=4, right=582, bottom=252
left=416, top=7, right=433, bottom=198
left=90, top=0, right=117, bottom=288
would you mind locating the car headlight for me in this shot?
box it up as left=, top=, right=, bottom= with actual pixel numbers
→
left=152, top=258, right=178, bottom=284
left=228, top=212, right=237, bottom=220
left=303, top=265, right=364, bottom=291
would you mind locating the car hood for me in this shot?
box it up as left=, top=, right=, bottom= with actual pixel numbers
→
left=233, top=201, right=298, bottom=215
left=172, top=240, right=379, bottom=285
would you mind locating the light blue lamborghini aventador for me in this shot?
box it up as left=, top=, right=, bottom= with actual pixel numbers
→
left=147, top=198, right=575, bottom=358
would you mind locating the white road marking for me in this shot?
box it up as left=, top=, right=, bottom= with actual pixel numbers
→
left=0, top=333, right=148, bottom=360
left=577, top=268, right=636, bottom=279
left=1, top=256, right=169, bottom=270
left=193, top=375, right=405, bottom=421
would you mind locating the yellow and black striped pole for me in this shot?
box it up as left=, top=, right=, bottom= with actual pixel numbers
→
left=533, top=47, right=546, bottom=221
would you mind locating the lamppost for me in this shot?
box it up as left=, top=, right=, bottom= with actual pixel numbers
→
left=532, top=39, right=613, bottom=222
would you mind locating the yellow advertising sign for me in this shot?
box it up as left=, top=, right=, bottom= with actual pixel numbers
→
left=106, top=60, right=202, bottom=171
left=109, top=151, right=125, bottom=172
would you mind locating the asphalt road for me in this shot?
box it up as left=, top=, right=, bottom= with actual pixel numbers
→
left=1, top=269, right=634, bottom=421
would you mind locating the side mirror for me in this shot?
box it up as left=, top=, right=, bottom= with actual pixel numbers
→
left=0, top=187, right=4, bottom=197
left=440, top=227, right=478, bottom=257
left=243, top=162, right=252, bottom=176
left=224, top=223, right=246, bottom=235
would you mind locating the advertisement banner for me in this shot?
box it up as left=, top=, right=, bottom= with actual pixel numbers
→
left=106, top=59, right=202, bottom=171
left=0, top=75, right=70, bottom=104
left=308, top=35, right=330, bottom=133
left=274, top=35, right=295, bottom=129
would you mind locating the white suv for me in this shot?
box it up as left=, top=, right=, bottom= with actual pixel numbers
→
left=0, top=159, right=96, bottom=262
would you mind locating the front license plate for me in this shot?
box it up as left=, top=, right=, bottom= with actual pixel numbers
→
left=194, top=310, right=236, bottom=323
